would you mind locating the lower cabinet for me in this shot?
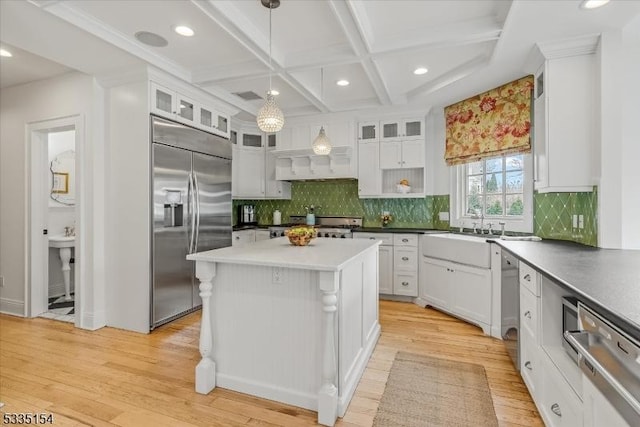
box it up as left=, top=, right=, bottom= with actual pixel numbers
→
left=539, top=354, right=583, bottom=427
left=419, top=256, right=491, bottom=332
left=379, top=245, right=393, bottom=294
left=582, top=374, right=631, bottom=427
left=232, top=229, right=256, bottom=247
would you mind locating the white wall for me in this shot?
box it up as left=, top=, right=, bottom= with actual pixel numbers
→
left=425, top=107, right=449, bottom=196
left=0, top=71, right=106, bottom=325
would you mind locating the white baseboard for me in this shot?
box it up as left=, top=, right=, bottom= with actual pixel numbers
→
left=80, top=309, right=107, bottom=330
left=0, top=298, right=25, bottom=316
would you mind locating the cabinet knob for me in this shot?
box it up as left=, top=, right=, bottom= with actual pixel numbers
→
left=401, top=282, right=409, bottom=286
left=524, top=273, right=531, bottom=281
left=550, top=403, right=562, bottom=417
left=235, top=236, right=240, bottom=240
left=402, top=238, right=409, bottom=242
left=524, top=361, right=532, bottom=370
left=524, top=310, right=532, bottom=319
left=369, top=237, right=376, bottom=240
left=402, top=256, right=409, bottom=261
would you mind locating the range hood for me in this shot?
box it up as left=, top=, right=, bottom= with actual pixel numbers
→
left=271, top=146, right=356, bottom=180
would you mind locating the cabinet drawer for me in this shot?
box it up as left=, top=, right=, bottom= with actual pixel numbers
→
left=520, top=331, right=541, bottom=400
left=393, top=234, right=418, bottom=247
left=540, top=355, right=583, bottom=427
left=393, top=272, right=417, bottom=296
left=519, top=261, right=540, bottom=296
left=520, top=287, right=539, bottom=341
left=393, top=247, right=417, bottom=270
left=353, top=232, right=393, bottom=246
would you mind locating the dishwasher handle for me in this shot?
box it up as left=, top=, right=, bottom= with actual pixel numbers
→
left=565, top=331, right=640, bottom=416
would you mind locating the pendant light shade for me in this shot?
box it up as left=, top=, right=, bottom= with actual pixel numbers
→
left=257, top=0, right=284, bottom=133
left=257, top=93, right=284, bottom=133
left=312, top=126, right=332, bottom=155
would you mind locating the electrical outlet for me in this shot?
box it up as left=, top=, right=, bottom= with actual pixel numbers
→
left=272, top=267, right=283, bottom=284
left=382, top=211, right=390, bottom=216
left=578, top=215, right=584, bottom=229
left=0, top=276, right=4, bottom=287
left=572, top=214, right=578, bottom=228
left=438, top=212, right=450, bottom=221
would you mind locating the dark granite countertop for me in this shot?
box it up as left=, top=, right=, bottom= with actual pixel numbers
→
left=354, top=227, right=445, bottom=234
left=496, top=239, right=640, bottom=340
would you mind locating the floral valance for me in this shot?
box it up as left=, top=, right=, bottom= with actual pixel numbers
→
left=444, top=75, right=533, bottom=166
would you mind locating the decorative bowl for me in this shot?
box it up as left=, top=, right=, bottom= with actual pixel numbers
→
left=396, top=184, right=411, bottom=194
left=285, top=226, right=317, bottom=246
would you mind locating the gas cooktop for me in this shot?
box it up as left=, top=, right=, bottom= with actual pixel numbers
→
left=269, top=216, right=362, bottom=238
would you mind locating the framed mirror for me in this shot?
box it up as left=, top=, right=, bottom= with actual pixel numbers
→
left=50, top=149, right=75, bottom=206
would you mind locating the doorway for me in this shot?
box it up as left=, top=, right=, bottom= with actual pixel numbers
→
left=28, top=116, right=83, bottom=327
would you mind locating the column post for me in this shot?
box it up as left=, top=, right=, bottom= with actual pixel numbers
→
left=194, top=260, right=217, bottom=394
left=318, top=270, right=339, bottom=426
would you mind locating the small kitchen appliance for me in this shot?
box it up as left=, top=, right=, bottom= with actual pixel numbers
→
left=238, top=204, right=257, bottom=225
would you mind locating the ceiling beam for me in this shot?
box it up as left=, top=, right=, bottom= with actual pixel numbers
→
left=329, top=0, right=391, bottom=106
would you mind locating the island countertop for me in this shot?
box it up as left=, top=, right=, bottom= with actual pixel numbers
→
left=496, top=239, right=640, bottom=339
left=187, top=237, right=380, bottom=271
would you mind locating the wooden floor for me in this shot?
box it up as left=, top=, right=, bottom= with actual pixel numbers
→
left=0, top=301, right=542, bottom=426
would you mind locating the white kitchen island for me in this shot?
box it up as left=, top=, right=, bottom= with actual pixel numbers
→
left=186, top=237, right=381, bottom=426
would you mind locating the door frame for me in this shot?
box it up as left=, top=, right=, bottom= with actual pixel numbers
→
left=27, top=115, right=84, bottom=327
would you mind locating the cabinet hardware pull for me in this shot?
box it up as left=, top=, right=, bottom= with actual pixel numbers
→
left=402, top=238, right=409, bottom=242
left=524, top=311, right=531, bottom=319
left=369, top=237, right=376, bottom=240
left=235, top=236, right=240, bottom=240
left=402, top=282, right=409, bottom=286
left=550, top=403, right=562, bottom=417
left=402, top=256, right=409, bottom=261
left=524, top=361, right=532, bottom=370
left=524, top=273, right=531, bottom=281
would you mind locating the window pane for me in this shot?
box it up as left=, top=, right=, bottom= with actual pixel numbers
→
left=486, top=158, right=502, bottom=173
left=506, top=195, right=525, bottom=216
left=506, top=155, right=524, bottom=171
left=485, top=172, right=502, bottom=194
left=467, top=161, right=483, bottom=175
left=468, top=175, right=483, bottom=195
left=485, top=195, right=504, bottom=216
left=467, top=195, right=483, bottom=215
left=506, top=171, right=523, bottom=192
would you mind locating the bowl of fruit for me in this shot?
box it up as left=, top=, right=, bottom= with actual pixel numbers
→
left=397, top=179, right=411, bottom=194
left=284, top=226, right=317, bottom=246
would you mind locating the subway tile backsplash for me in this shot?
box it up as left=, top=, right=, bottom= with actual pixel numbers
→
left=235, top=181, right=598, bottom=246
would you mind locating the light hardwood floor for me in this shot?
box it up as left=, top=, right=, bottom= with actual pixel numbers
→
left=0, top=301, right=542, bottom=426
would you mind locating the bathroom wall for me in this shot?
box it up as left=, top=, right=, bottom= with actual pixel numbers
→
left=48, top=130, right=76, bottom=297
left=234, top=181, right=598, bottom=246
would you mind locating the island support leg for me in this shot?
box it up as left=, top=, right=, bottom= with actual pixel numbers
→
left=318, top=271, right=339, bottom=426
left=195, top=261, right=217, bottom=394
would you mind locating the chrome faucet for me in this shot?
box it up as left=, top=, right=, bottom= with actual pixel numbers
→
left=470, top=211, right=485, bottom=234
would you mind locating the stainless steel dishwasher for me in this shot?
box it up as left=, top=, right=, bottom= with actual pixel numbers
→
left=565, top=303, right=640, bottom=426
left=501, top=249, right=520, bottom=370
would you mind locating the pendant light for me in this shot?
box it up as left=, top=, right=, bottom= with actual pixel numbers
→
left=256, top=0, right=284, bottom=133
left=312, top=68, right=332, bottom=155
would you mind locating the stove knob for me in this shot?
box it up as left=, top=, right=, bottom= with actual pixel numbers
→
left=331, top=234, right=337, bottom=238
left=324, top=233, right=330, bottom=238
left=280, top=231, right=285, bottom=237
left=340, top=234, right=346, bottom=238
left=270, top=232, right=276, bottom=238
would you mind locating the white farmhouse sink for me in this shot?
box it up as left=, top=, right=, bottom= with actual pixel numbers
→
left=422, top=233, right=491, bottom=268
left=49, top=235, right=75, bottom=248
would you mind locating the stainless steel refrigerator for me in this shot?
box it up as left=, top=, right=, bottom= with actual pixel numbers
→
left=151, top=116, right=232, bottom=329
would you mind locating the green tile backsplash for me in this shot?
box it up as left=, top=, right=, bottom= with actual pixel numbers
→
left=235, top=181, right=598, bottom=246
left=534, top=188, right=598, bottom=246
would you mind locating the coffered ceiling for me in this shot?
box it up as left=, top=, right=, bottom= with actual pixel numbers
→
left=2, top=0, right=639, bottom=121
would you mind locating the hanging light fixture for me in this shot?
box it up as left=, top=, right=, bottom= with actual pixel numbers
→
left=257, top=0, right=284, bottom=133
left=312, top=68, right=332, bottom=155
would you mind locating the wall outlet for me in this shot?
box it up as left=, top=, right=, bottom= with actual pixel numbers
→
left=0, top=276, right=3, bottom=287
left=572, top=214, right=578, bottom=228
left=578, top=215, right=584, bottom=229
left=438, top=212, right=450, bottom=221
left=272, top=267, right=284, bottom=284
left=382, top=211, right=390, bottom=216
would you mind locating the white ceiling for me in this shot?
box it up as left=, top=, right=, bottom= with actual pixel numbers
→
left=1, top=0, right=639, bottom=121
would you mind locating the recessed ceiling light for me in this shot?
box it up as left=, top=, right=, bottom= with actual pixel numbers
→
left=0, top=48, right=12, bottom=57
left=135, top=31, right=168, bottom=47
left=268, top=89, right=279, bottom=96
left=336, top=79, right=350, bottom=87
left=580, top=0, right=610, bottom=9
left=414, top=67, right=428, bottom=75
left=174, top=26, right=195, bottom=37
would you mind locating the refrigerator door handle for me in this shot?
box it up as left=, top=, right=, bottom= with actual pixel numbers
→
left=188, top=173, right=197, bottom=254
left=193, top=172, right=201, bottom=253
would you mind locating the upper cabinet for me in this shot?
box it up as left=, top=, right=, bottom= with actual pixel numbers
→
left=358, top=121, right=379, bottom=143
left=380, top=118, right=424, bottom=142
left=532, top=37, right=597, bottom=193
left=150, top=81, right=230, bottom=139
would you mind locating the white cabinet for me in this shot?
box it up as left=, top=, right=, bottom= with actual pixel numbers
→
left=353, top=232, right=418, bottom=296
left=583, top=374, right=631, bottom=427
left=533, top=51, right=595, bottom=193
left=233, top=146, right=265, bottom=199
left=539, top=355, right=583, bottom=427
left=380, top=118, right=424, bottom=142
left=380, top=139, right=425, bottom=169
left=150, top=81, right=230, bottom=138
left=357, top=142, right=381, bottom=197
left=357, top=121, right=379, bottom=143
left=255, top=229, right=271, bottom=242
left=419, top=256, right=492, bottom=333
left=265, top=146, right=291, bottom=199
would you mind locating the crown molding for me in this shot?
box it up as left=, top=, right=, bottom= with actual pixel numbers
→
left=537, top=34, right=601, bottom=59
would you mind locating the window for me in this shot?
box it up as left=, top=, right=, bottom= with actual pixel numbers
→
left=451, top=153, right=533, bottom=233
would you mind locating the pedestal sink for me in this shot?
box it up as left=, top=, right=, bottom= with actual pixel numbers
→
left=49, top=235, right=74, bottom=301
